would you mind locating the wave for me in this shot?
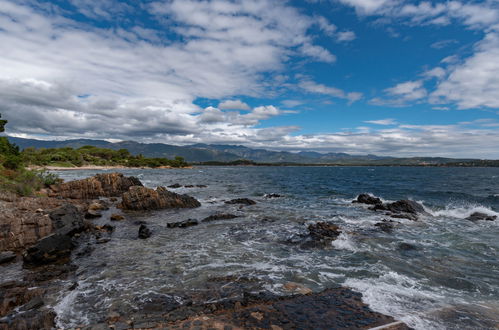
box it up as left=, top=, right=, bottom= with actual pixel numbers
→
left=427, top=203, right=499, bottom=219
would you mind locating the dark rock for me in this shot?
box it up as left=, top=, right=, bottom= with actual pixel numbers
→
left=167, top=219, right=199, bottom=228
left=0, top=251, right=16, bottom=265
left=96, top=238, right=111, bottom=244
left=49, top=204, right=85, bottom=236
left=264, top=194, right=281, bottom=198
left=225, top=198, right=256, bottom=206
left=398, top=242, right=417, bottom=251
left=168, top=183, right=182, bottom=188
left=383, top=200, right=426, bottom=215
left=374, top=220, right=395, bottom=233
left=120, top=186, right=201, bottom=211
left=0, top=309, right=56, bottom=330
left=184, top=185, right=195, bottom=188
left=390, top=213, right=418, bottom=221
left=308, top=222, right=341, bottom=241
left=85, top=209, right=102, bottom=219
left=133, top=220, right=147, bottom=226
left=110, top=214, right=125, bottom=221
left=138, top=224, right=152, bottom=239
left=23, top=234, right=74, bottom=266
left=196, top=185, right=207, bottom=188
left=466, top=212, right=497, bottom=221
left=202, top=214, right=238, bottom=222
left=50, top=172, right=143, bottom=199
left=21, top=296, right=44, bottom=311
left=353, top=194, right=382, bottom=205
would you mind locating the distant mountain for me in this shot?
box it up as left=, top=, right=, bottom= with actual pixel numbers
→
left=7, top=136, right=481, bottom=165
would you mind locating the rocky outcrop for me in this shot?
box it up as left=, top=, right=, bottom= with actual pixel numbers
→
left=49, top=204, right=85, bottom=236
left=120, top=186, right=201, bottom=211
left=202, top=214, right=238, bottom=222
left=0, top=251, right=16, bottom=265
left=23, top=234, right=74, bottom=266
left=50, top=173, right=142, bottom=199
left=466, top=212, right=497, bottom=221
left=225, top=198, right=256, bottom=206
left=138, top=224, right=152, bottom=239
left=167, top=219, right=198, bottom=228
left=0, top=197, right=64, bottom=252
left=352, top=193, right=382, bottom=205
left=308, top=222, right=341, bottom=241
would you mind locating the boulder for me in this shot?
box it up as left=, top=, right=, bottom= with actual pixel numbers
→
left=120, top=186, right=201, bottom=211
left=110, top=214, right=125, bottom=221
left=384, top=200, right=426, bottom=214
left=0, top=251, right=16, bottom=265
left=466, top=212, right=497, bottom=221
left=264, top=194, right=282, bottom=199
left=225, top=198, right=256, bottom=206
left=49, top=204, right=85, bottom=236
left=138, top=224, right=151, bottom=239
left=167, top=183, right=182, bottom=188
left=202, top=214, right=238, bottom=222
left=50, top=173, right=142, bottom=199
left=167, top=219, right=198, bottom=228
left=308, top=222, right=341, bottom=241
left=374, top=220, right=395, bottom=233
left=23, top=234, right=74, bottom=266
left=353, top=194, right=382, bottom=205
left=84, top=210, right=102, bottom=219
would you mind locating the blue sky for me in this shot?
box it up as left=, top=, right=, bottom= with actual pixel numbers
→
left=1, top=0, right=499, bottom=157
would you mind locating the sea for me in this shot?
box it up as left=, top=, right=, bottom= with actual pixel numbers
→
left=34, top=166, right=499, bottom=328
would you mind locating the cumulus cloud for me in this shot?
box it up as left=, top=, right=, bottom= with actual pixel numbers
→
left=370, top=80, right=427, bottom=106
left=364, top=118, right=397, bottom=125
left=218, top=100, right=250, bottom=110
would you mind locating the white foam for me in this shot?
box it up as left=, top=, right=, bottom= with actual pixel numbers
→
left=331, top=232, right=359, bottom=252
left=428, top=203, right=499, bottom=219
left=345, top=272, right=448, bottom=330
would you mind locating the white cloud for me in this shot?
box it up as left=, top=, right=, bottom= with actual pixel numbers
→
left=298, top=79, right=363, bottom=103
left=365, top=118, right=397, bottom=125
left=218, top=100, right=250, bottom=110
left=337, top=0, right=397, bottom=15
left=337, top=31, right=357, bottom=41
left=299, top=43, right=337, bottom=63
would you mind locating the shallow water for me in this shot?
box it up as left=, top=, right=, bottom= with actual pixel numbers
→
left=49, top=166, right=499, bottom=329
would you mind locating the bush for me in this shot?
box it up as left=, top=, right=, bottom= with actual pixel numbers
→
left=3, top=154, right=22, bottom=170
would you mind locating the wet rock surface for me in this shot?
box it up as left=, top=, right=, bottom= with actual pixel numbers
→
left=308, top=222, right=341, bottom=241
left=166, top=219, right=199, bottom=228
left=202, top=213, right=238, bottom=222
left=466, top=212, right=497, bottom=221
left=138, top=224, right=152, bottom=239
left=49, top=172, right=142, bottom=199
left=0, top=251, right=16, bottom=265
left=120, top=186, right=201, bottom=211
left=353, top=193, right=383, bottom=205
left=225, top=198, right=257, bottom=205
left=23, top=234, right=74, bottom=266
left=49, top=204, right=85, bottom=236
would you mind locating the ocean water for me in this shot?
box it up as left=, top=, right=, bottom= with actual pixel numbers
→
left=49, top=166, right=499, bottom=329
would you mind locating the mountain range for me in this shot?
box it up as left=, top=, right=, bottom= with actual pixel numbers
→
left=7, top=136, right=482, bottom=165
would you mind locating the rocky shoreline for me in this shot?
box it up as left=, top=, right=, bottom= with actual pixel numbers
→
left=0, top=173, right=412, bottom=329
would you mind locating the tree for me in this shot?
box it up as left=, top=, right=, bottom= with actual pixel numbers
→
left=0, top=114, right=7, bottom=133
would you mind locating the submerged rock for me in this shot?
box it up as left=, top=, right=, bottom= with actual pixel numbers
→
left=202, top=214, right=238, bottom=222
left=0, top=251, right=16, bottom=265
left=308, top=222, right=341, bottom=241
left=352, top=193, right=382, bottom=205
left=110, top=214, right=125, bottom=221
left=168, top=183, right=182, bottom=188
left=374, top=220, right=396, bottom=233
left=167, top=219, right=199, bottom=228
left=120, top=186, right=201, bottom=211
left=50, top=172, right=142, bottom=199
left=138, top=224, right=152, bottom=239
left=466, top=212, right=497, bottom=221
left=225, top=198, right=256, bottom=206
left=264, top=194, right=282, bottom=199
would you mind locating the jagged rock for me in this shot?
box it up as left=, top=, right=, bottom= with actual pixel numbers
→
left=384, top=200, right=426, bottom=214
left=308, top=222, right=341, bottom=241
left=264, top=194, right=282, bottom=198
left=0, top=251, right=16, bottom=265
left=168, top=183, right=182, bottom=188
left=88, top=201, right=109, bottom=211
left=167, top=219, right=198, bottom=228
left=282, top=282, right=312, bottom=295
left=374, top=220, right=396, bottom=233
left=466, top=212, right=497, bottom=221
left=110, top=214, right=125, bottom=221
left=50, top=173, right=142, bottom=199
left=120, top=186, right=201, bottom=211
left=352, top=194, right=382, bottom=205
left=202, top=214, right=238, bottom=222
left=23, top=234, right=74, bottom=266
left=21, top=297, right=44, bottom=311
left=138, top=224, right=151, bottom=239
left=225, top=198, right=256, bottom=206
left=49, top=204, right=85, bottom=236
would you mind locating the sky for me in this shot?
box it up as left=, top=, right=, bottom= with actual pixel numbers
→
left=1, top=0, right=499, bottom=158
